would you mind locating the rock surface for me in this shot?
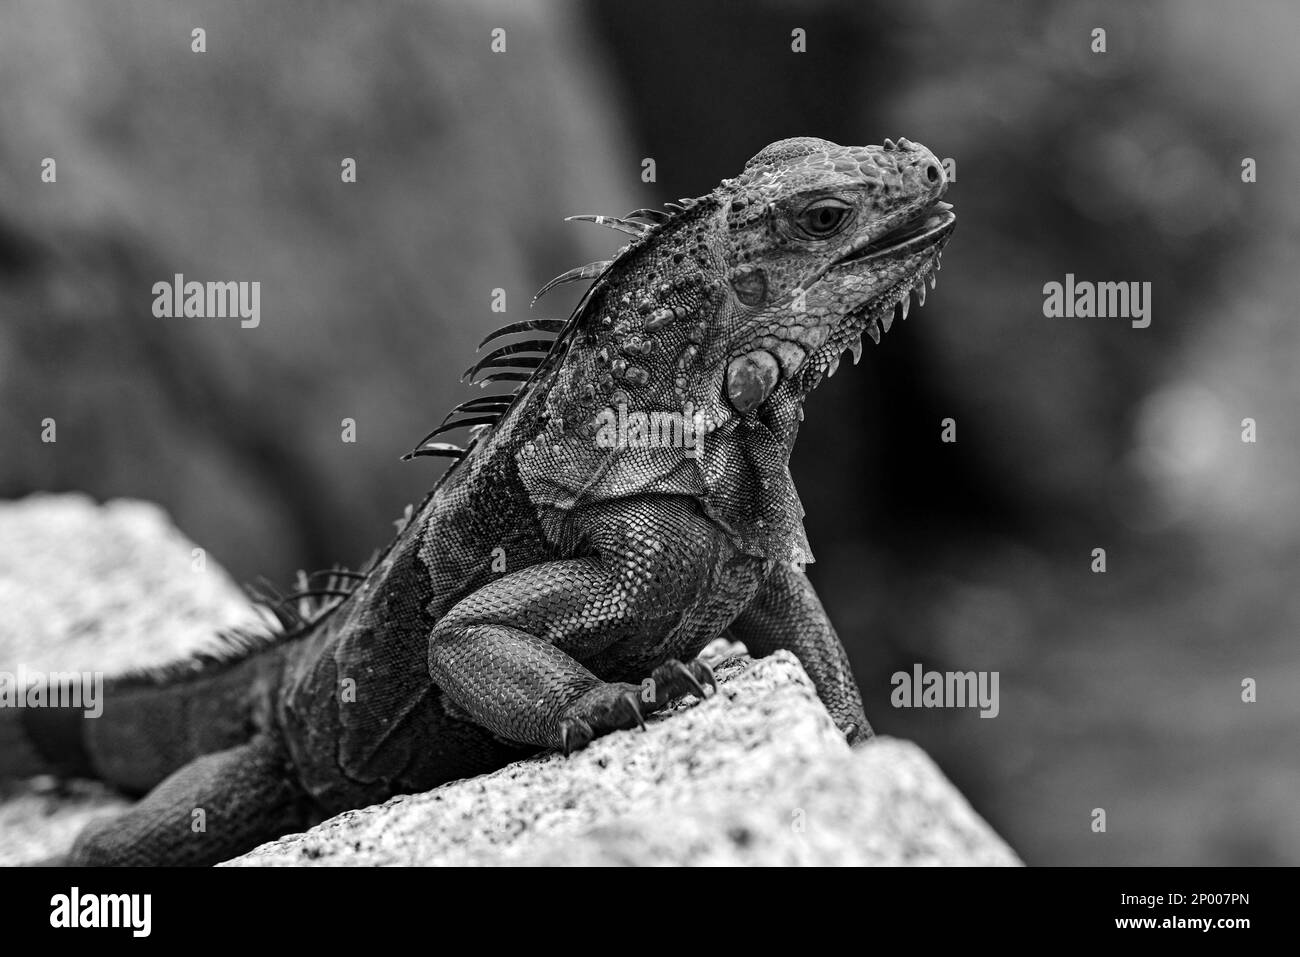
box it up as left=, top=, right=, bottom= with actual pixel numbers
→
left=0, top=494, right=1020, bottom=866
left=229, top=653, right=1020, bottom=867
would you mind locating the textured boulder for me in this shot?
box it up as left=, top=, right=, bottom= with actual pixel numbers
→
left=228, top=653, right=1020, bottom=866
left=0, top=494, right=1019, bottom=866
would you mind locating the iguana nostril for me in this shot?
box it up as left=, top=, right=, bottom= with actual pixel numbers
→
left=925, top=163, right=941, bottom=184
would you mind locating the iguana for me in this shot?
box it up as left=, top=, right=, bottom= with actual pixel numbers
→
left=0, top=136, right=954, bottom=865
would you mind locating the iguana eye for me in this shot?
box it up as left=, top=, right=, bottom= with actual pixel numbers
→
left=797, top=199, right=852, bottom=238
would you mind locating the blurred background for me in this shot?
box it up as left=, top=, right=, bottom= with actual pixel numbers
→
left=1, top=0, right=1296, bottom=864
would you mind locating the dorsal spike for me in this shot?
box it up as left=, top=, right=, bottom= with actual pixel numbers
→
left=532, top=260, right=611, bottom=304
left=477, top=339, right=555, bottom=358
left=440, top=395, right=514, bottom=424
left=303, top=567, right=364, bottom=599
left=462, top=341, right=552, bottom=380
left=279, top=588, right=352, bottom=606
left=565, top=214, right=648, bottom=238
left=664, top=202, right=686, bottom=212
left=624, top=207, right=671, bottom=225
left=254, top=576, right=288, bottom=603
left=478, top=318, right=566, bottom=350
left=414, top=415, right=500, bottom=445
left=243, top=582, right=304, bottom=629
left=463, top=353, right=545, bottom=382
left=306, top=568, right=366, bottom=584
left=401, top=441, right=466, bottom=462
left=475, top=372, right=532, bottom=387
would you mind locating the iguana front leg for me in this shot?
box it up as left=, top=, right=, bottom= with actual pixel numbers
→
left=428, top=496, right=718, bottom=753
left=730, top=561, right=872, bottom=743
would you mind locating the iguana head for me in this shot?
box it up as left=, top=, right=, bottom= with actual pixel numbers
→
left=714, top=135, right=954, bottom=412
left=432, top=137, right=954, bottom=482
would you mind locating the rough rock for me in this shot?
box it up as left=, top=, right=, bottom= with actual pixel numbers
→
left=0, top=494, right=1020, bottom=866
left=229, top=652, right=1020, bottom=867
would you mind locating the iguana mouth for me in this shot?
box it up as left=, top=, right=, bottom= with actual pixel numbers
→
left=835, top=201, right=955, bottom=265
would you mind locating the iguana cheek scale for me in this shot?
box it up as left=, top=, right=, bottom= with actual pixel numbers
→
left=0, top=136, right=954, bottom=865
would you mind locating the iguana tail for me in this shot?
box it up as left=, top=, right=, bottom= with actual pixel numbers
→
left=0, top=640, right=291, bottom=795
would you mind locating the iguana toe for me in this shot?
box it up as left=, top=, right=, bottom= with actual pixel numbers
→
left=621, top=690, right=648, bottom=731
left=559, top=716, right=593, bottom=756
left=557, top=681, right=645, bottom=754
left=842, top=720, right=874, bottom=746
left=649, top=658, right=716, bottom=705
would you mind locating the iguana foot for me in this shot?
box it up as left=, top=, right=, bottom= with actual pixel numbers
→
left=556, top=659, right=717, bottom=755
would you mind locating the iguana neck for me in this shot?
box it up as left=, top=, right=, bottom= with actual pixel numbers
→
left=500, top=195, right=818, bottom=568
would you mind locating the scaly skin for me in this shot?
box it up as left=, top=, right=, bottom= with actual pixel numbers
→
left=0, top=136, right=955, bottom=865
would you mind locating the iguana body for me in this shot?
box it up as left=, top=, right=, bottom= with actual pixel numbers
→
left=0, top=137, right=954, bottom=865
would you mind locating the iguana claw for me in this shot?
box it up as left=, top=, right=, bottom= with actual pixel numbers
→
left=559, top=717, right=593, bottom=756
left=650, top=659, right=716, bottom=703
left=621, top=691, right=647, bottom=731
left=841, top=720, right=874, bottom=745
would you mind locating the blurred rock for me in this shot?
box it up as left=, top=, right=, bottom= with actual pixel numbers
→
left=0, top=0, right=633, bottom=584
left=0, top=492, right=261, bottom=865
left=0, top=779, right=128, bottom=868
left=0, top=493, right=262, bottom=671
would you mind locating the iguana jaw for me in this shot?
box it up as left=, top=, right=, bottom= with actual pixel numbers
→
left=743, top=204, right=954, bottom=398
left=834, top=202, right=955, bottom=265
left=799, top=226, right=953, bottom=394
left=724, top=224, right=958, bottom=413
